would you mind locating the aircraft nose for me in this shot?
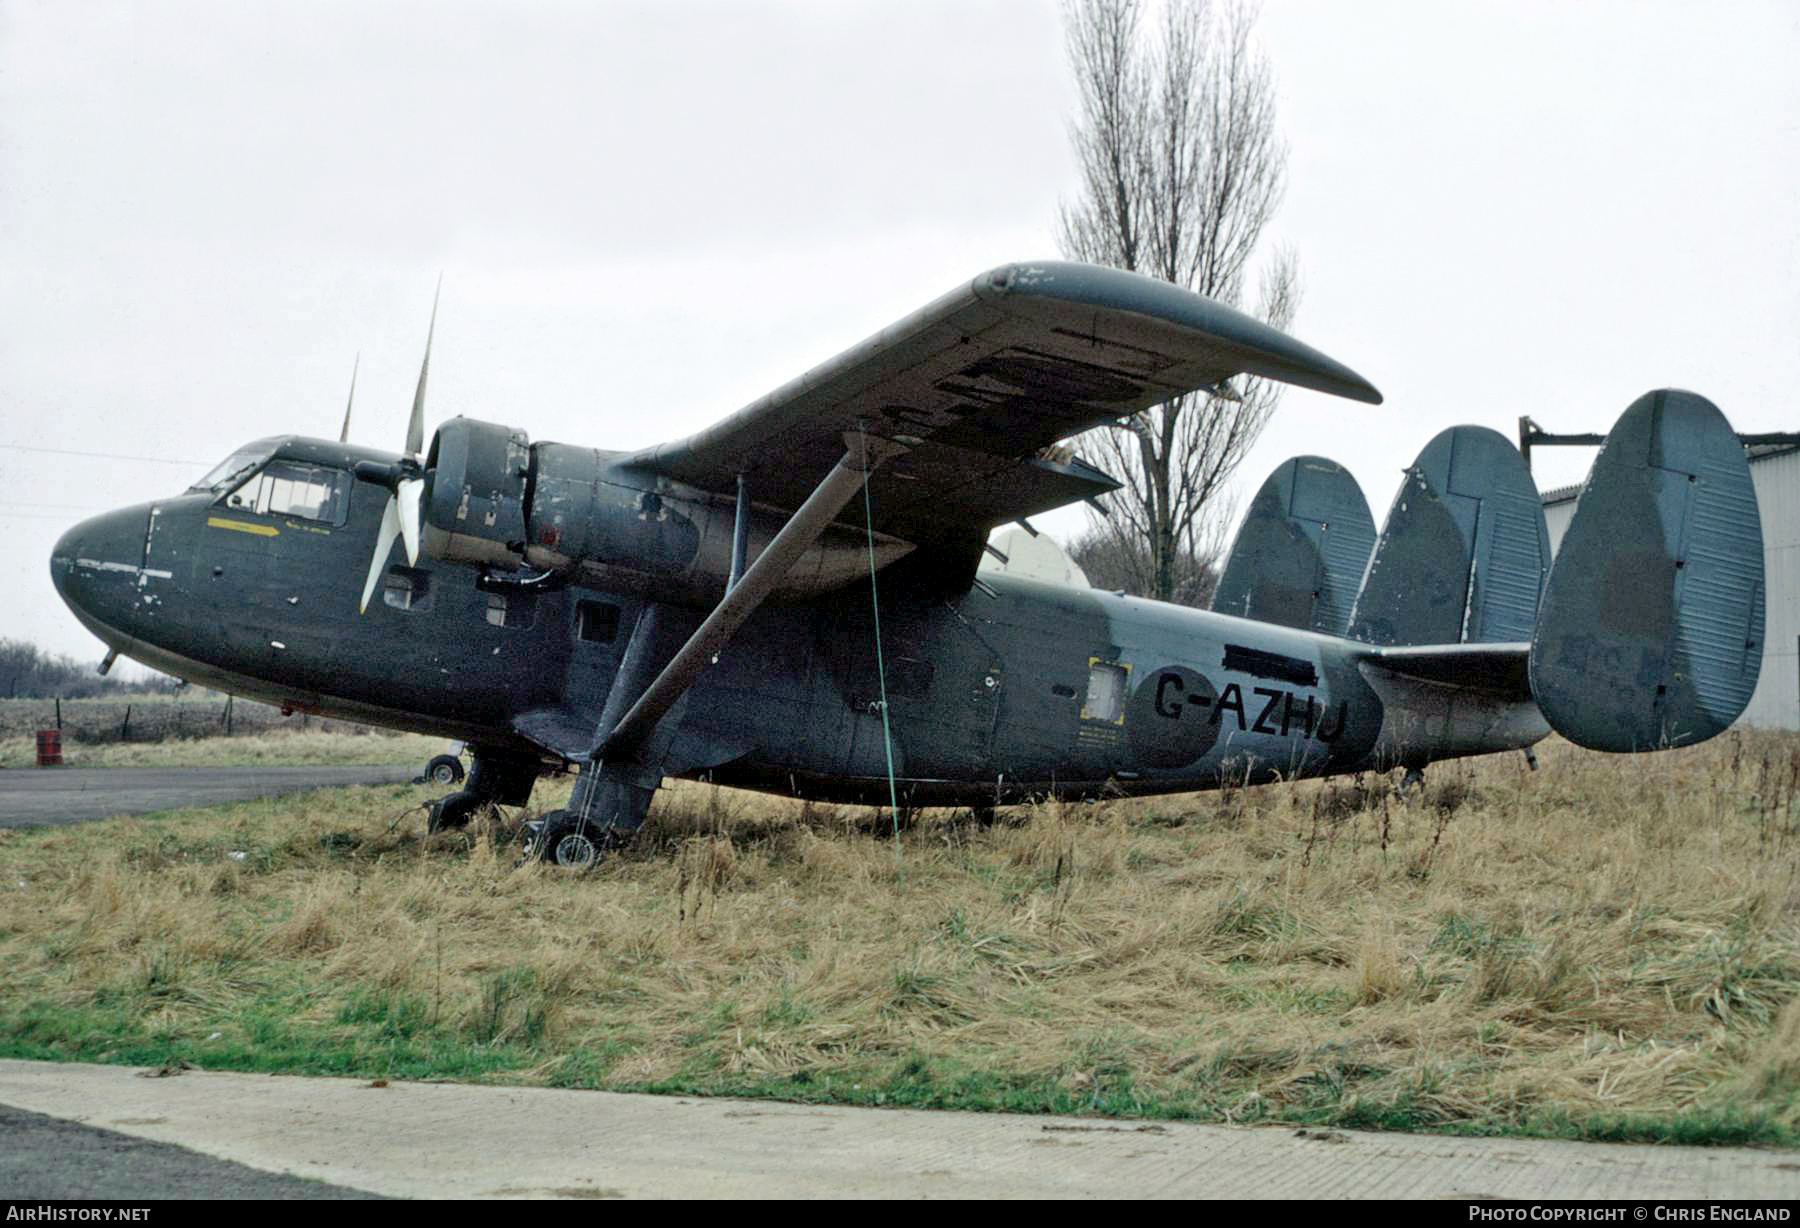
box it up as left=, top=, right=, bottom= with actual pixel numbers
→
left=50, top=506, right=151, bottom=625
left=50, top=520, right=86, bottom=594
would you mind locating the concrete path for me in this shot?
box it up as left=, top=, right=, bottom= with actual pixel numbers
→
left=0, top=765, right=416, bottom=827
left=2, top=1060, right=1796, bottom=1200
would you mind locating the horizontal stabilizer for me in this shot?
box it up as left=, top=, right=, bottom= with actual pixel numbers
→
left=1530, top=390, right=1764, bottom=751
left=1349, top=425, right=1550, bottom=646
left=1212, top=456, right=1376, bottom=636
left=1357, top=642, right=1532, bottom=703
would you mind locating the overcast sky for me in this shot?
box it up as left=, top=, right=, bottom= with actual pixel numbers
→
left=3, top=0, right=1796, bottom=665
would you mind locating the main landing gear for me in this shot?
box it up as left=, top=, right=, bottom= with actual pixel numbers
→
left=521, top=811, right=625, bottom=870
left=521, top=758, right=660, bottom=870
left=426, top=748, right=544, bottom=834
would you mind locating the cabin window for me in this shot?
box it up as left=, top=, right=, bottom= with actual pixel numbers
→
left=485, top=592, right=534, bottom=629
left=1082, top=659, right=1129, bottom=724
left=383, top=566, right=431, bottom=612
left=225, top=461, right=350, bottom=526
left=577, top=600, right=620, bottom=643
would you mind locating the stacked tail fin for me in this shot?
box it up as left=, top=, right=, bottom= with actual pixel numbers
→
left=1349, top=425, right=1550, bottom=646
left=1530, top=390, right=1764, bottom=751
left=1212, top=456, right=1376, bottom=636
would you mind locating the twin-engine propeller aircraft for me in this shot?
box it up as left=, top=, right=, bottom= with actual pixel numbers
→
left=51, top=263, right=1765, bottom=867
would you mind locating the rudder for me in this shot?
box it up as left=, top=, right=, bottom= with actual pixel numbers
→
left=1211, top=456, right=1376, bottom=636
left=1349, top=426, right=1550, bottom=646
left=1530, top=390, right=1764, bottom=751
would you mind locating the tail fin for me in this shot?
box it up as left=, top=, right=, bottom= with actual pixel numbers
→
left=1349, top=426, right=1550, bottom=646
left=1530, top=390, right=1764, bottom=751
left=1211, top=456, right=1376, bottom=636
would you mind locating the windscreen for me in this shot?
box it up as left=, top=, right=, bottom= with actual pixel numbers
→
left=189, top=440, right=279, bottom=493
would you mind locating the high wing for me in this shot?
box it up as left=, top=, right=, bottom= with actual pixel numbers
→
left=628, top=262, right=1382, bottom=548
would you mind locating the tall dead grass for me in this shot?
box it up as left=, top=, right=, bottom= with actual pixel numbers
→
left=0, top=727, right=441, bottom=768
left=2, top=731, right=1798, bottom=1137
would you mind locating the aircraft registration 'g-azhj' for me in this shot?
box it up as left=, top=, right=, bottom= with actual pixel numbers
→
left=51, top=263, right=1765, bottom=867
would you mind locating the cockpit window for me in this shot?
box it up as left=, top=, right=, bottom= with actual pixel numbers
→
left=191, top=442, right=279, bottom=494
left=224, top=461, right=351, bottom=526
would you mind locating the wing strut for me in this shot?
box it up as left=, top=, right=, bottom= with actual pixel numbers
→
left=602, top=432, right=906, bottom=758
left=728, top=472, right=751, bottom=590
left=561, top=433, right=908, bottom=833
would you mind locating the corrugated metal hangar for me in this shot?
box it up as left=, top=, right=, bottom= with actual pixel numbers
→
left=1542, top=443, right=1800, bottom=730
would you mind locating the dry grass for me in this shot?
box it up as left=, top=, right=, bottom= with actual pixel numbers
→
left=1, top=695, right=357, bottom=740
left=0, top=728, right=441, bottom=769
left=3, top=731, right=1798, bottom=1140
left=0, top=697, right=434, bottom=768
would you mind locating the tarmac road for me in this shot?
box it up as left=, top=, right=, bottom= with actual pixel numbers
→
left=0, top=765, right=417, bottom=828
left=0, top=1104, right=385, bottom=1200
left=1, top=1060, right=1798, bottom=1200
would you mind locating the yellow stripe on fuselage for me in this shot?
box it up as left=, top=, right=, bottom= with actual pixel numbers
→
left=206, top=517, right=280, bottom=537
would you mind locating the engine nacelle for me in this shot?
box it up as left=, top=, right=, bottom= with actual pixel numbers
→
left=422, top=418, right=531, bottom=569
left=420, top=416, right=910, bottom=605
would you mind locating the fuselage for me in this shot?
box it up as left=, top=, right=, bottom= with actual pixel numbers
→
left=51, top=436, right=1549, bottom=805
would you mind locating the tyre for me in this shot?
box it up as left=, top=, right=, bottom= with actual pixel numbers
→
left=425, top=754, right=465, bottom=786
left=528, top=811, right=609, bottom=870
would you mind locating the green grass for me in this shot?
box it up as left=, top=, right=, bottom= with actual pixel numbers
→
left=2, top=995, right=543, bottom=1084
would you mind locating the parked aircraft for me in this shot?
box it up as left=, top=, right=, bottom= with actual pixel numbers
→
left=50, top=263, right=1765, bottom=866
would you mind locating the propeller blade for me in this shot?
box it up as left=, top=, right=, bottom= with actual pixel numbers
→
left=396, top=475, right=424, bottom=566
left=339, top=352, right=359, bottom=444
left=406, top=277, right=440, bottom=458
left=359, top=495, right=403, bottom=614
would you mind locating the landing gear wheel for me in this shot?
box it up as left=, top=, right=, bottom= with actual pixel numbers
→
left=428, top=791, right=481, bottom=833
left=425, top=754, right=465, bottom=786
left=1398, top=766, right=1426, bottom=796
left=527, top=811, right=613, bottom=870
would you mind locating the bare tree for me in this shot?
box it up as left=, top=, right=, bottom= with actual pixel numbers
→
left=1059, top=0, right=1298, bottom=604
left=0, top=640, right=40, bottom=699
left=1068, top=492, right=1233, bottom=607
left=0, top=638, right=179, bottom=698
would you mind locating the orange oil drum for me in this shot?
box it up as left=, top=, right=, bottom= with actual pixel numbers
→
left=35, top=729, right=63, bottom=767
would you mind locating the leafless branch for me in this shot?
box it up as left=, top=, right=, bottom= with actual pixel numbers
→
left=1059, top=0, right=1299, bottom=605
